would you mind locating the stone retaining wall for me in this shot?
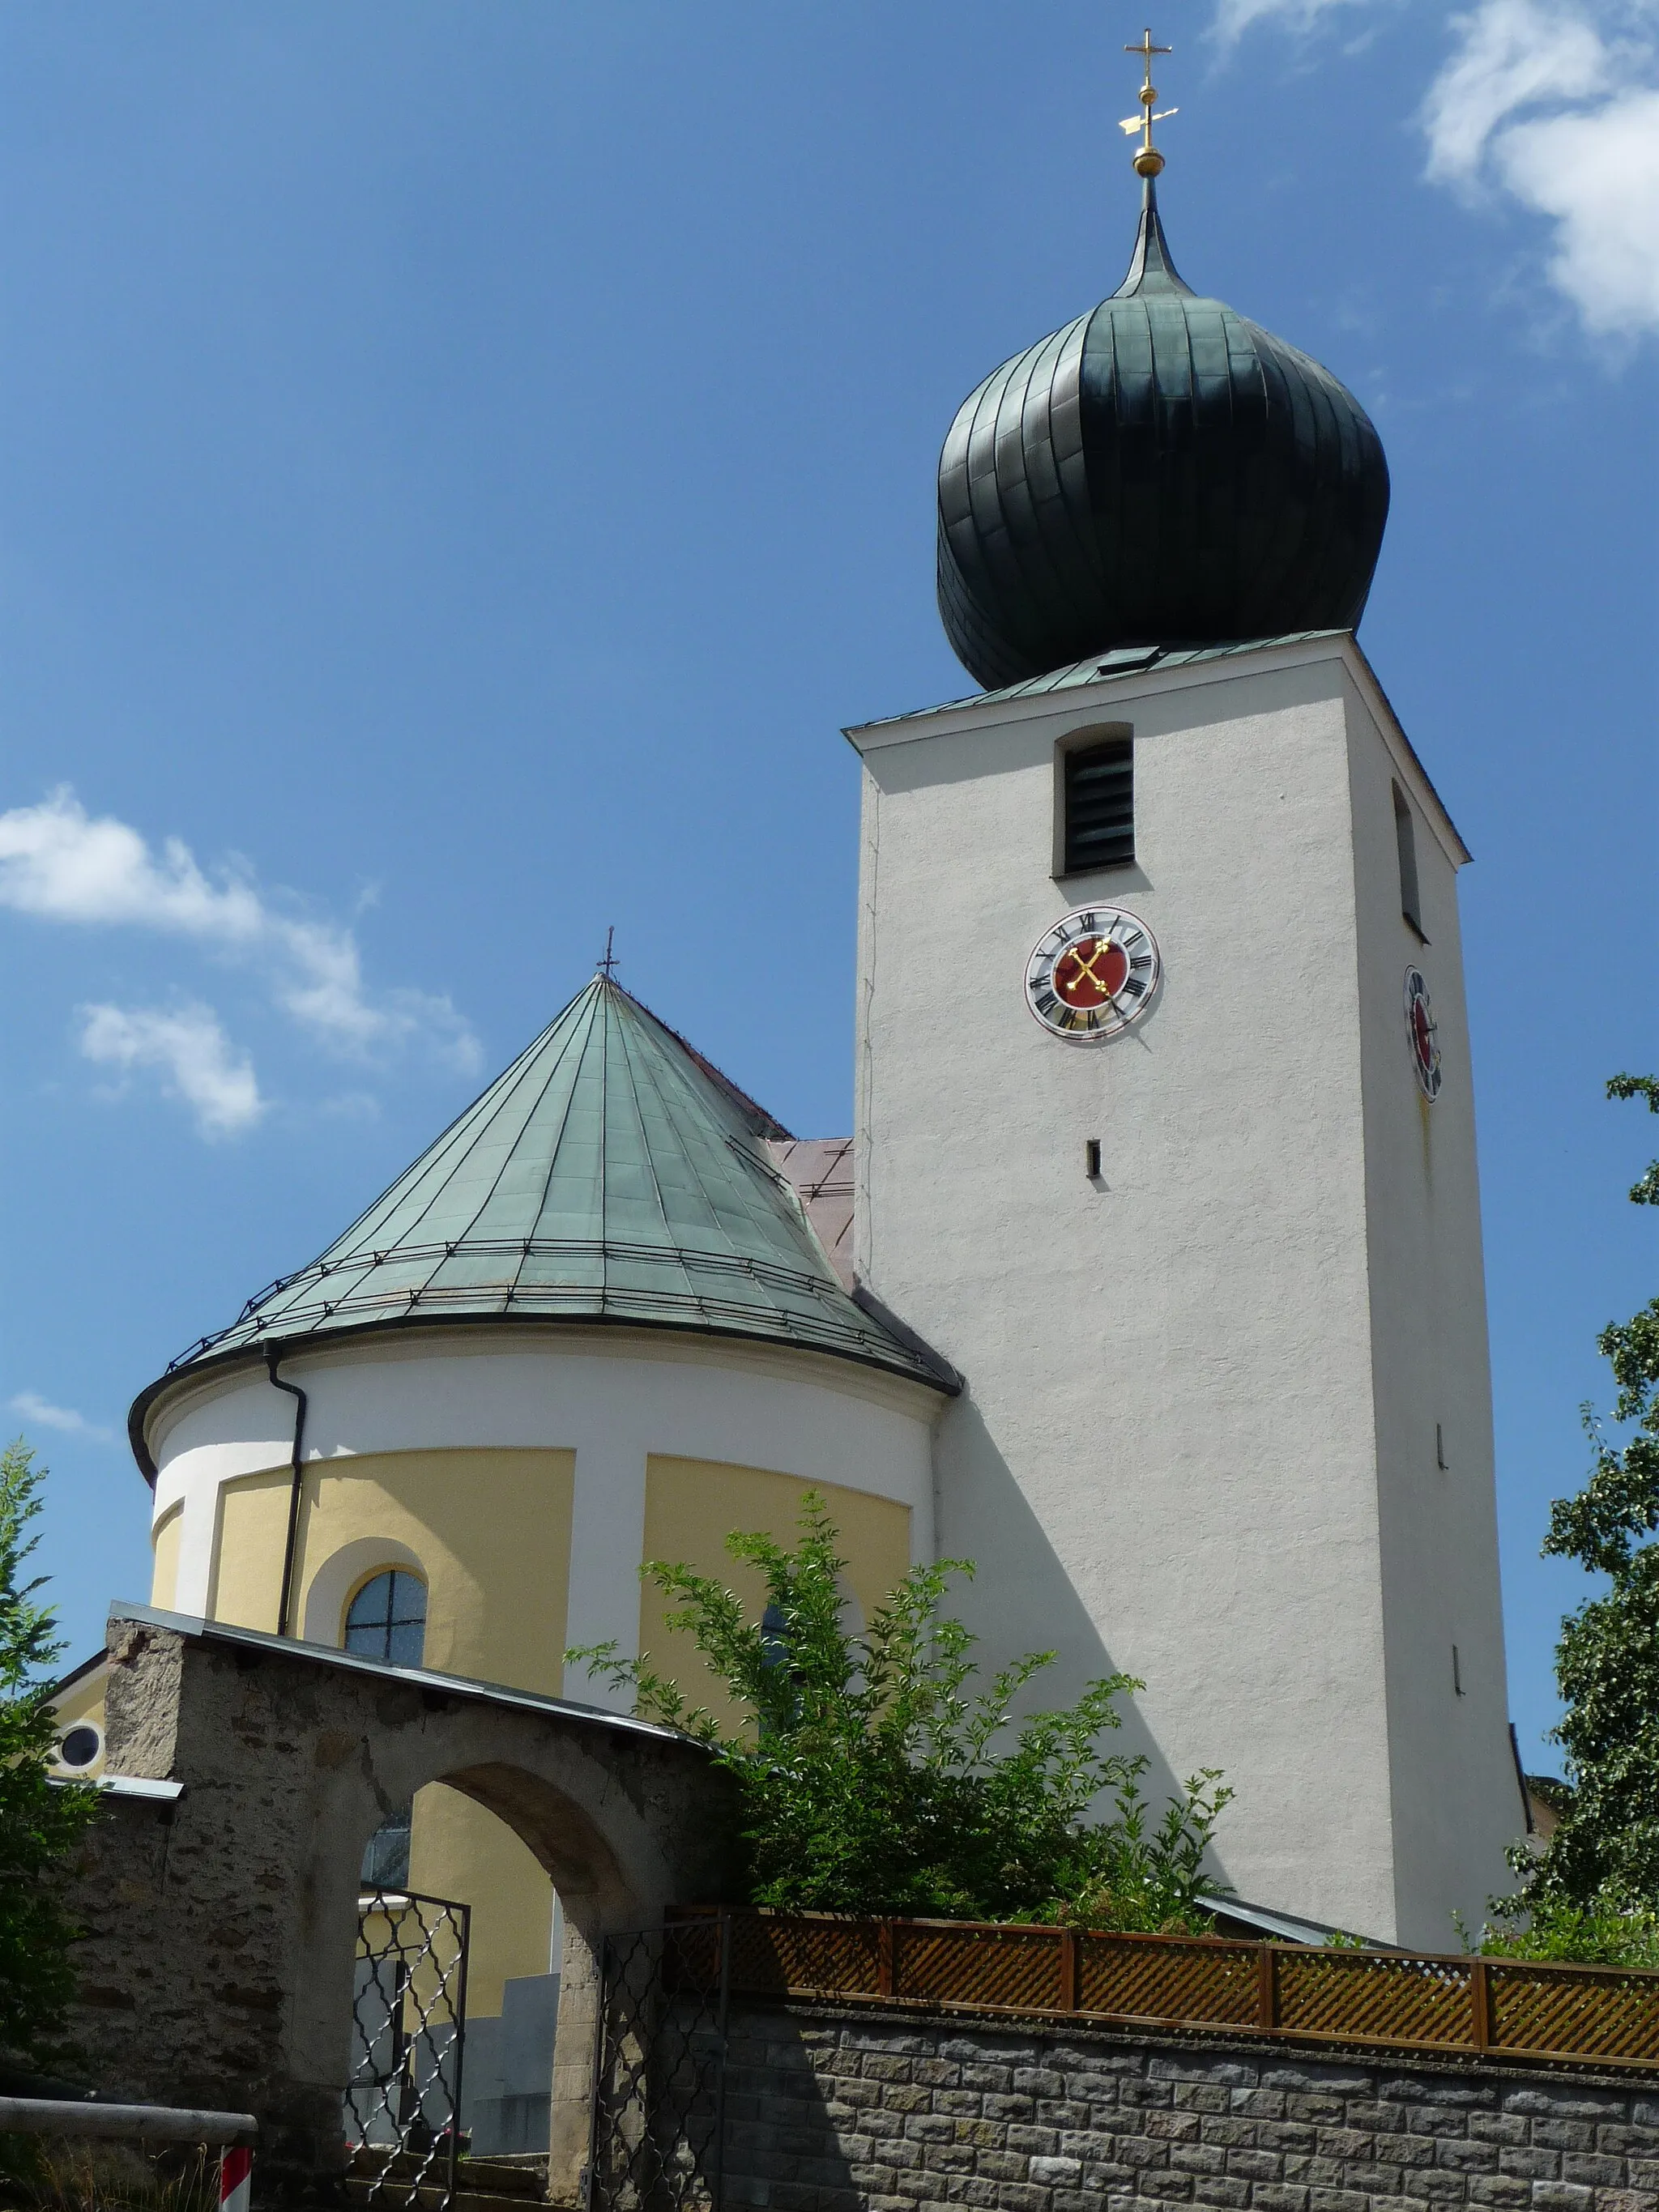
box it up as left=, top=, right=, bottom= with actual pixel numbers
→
left=722, top=2005, right=1657, bottom=2212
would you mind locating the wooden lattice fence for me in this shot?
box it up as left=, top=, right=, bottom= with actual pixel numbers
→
left=665, top=1907, right=1659, bottom=2073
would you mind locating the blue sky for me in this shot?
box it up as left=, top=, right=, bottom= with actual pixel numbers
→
left=1, top=2, right=1653, bottom=1781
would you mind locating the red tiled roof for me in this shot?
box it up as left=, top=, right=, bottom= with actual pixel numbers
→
left=767, top=1137, right=854, bottom=1290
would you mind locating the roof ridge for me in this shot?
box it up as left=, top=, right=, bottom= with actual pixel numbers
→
left=609, top=979, right=793, bottom=1140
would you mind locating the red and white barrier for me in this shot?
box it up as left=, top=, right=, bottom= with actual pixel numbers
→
left=219, top=2142, right=254, bottom=2212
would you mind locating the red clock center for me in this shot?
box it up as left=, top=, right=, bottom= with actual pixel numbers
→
left=1052, top=936, right=1128, bottom=1008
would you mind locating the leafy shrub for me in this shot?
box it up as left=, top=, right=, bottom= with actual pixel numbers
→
left=570, top=1494, right=1230, bottom=1929
left=0, top=1441, right=102, bottom=2071
left=1468, top=1884, right=1659, bottom=1971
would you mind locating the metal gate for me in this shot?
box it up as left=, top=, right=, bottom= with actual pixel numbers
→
left=347, top=1886, right=471, bottom=2210
left=587, top=1916, right=731, bottom=2212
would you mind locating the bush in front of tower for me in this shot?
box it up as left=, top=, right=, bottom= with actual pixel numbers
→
left=1468, top=1075, right=1659, bottom=1969
left=569, top=1494, right=1230, bottom=1929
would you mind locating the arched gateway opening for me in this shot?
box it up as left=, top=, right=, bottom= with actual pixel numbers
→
left=348, top=1775, right=567, bottom=2186
left=66, top=1606, right=735, bottom=2201
left=369, top=1783, right=565, bottom=2159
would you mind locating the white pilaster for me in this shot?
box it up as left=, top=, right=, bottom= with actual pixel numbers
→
left=560, top=1438, right=649, bottom=1711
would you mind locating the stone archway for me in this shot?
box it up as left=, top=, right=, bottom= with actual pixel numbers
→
left=62, top=1606, right=735, bottom=2200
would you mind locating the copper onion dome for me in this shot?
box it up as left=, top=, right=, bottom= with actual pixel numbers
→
left=936, top=183, right=1390, bottom=690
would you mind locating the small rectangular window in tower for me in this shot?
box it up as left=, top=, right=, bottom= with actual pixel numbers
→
left=1085, top=1138, right=1102, bottom=1178
left=1392, top=782, right=1425, bottom=937
left=1452, top=1644, right=1465, bottom=1698
left=1063, top=737, right=1134, bottom=875
left=1436, top=1422, right=1448, bottom=1470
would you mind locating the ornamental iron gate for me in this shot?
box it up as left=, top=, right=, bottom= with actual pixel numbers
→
left=587, top=1916, right=731, bottom=2212
left=348, top=1887, right=471, bottom=2210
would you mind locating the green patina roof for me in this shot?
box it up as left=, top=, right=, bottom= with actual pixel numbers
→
left=850, top=632, right=1350, bottom=735
left=138, top=978, right=953, bottom=1437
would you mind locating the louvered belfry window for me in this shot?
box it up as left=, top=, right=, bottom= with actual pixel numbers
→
left=1064, top=736, right=1134, bottom=873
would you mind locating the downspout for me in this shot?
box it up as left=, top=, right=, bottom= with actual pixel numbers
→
left=265, top=1347, right=308, bottom=1639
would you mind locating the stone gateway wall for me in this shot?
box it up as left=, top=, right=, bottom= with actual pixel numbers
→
left=58, top=1609, right=735, bottom=2198
left=720, top=2005, right=1657, bottom=2212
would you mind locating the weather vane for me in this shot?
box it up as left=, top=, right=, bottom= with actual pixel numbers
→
left=599, top=925, right=618, bottom=978
left=1120, top=28, right=1177, bottom=179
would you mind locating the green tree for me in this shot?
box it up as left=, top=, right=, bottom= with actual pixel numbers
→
left=0, top=1440, right=101, bottom=2065
left=1475, top=1077, right=1659, bottom=1963
left=570, top=1494, right=1230, bottom=1928
left=1535, top=1074, right=1659, bottom=1907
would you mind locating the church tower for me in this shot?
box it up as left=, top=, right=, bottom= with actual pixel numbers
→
left=851, top=75, right=1518, bottom=1947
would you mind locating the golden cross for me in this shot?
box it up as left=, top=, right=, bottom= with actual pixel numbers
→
left=1121, top=27, right=1176, bottom=179
left=1126, top=27, right=1172, bottom=70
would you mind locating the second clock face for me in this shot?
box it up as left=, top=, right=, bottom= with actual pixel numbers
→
left=1405, top=967, right=1442, bottom=1100
left=1025, top=906, right=1160, bottom=1042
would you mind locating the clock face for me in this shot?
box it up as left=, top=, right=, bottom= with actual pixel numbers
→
left=1405, top=967, right=1442, bottom=1100
left=1025, top=906, right=1160, bottom=1042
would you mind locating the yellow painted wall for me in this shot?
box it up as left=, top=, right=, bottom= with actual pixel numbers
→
left=206, top=1447, right=576, bottom=2020
left=407, top=1781, right=555, bottom=2020
left=640, top=1457, right=912, bottom=1728
left=292, top=1449, right=575, bottom=1692
left=49, top=1664, right=109, bottom=1776
left=210, top=1468, right=292, bottom=1631
left=53, top=1669, right=108, bottom=1728
left=151, top=1502, right=183, bottom=1612
left=206, top=1449, right=576, bottom=1691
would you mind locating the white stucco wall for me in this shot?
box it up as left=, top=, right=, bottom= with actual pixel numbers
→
left=1341, top=674, right=1519, bottom=1944
left=143, top=1324, right=941, bottom=1708
left=850, top=634, right=1517, bottom=1944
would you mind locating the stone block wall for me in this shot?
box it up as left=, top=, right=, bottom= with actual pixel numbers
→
left=721, top=2005, right=1657, bottom=2212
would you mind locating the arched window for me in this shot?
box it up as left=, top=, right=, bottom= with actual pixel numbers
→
left=759, top=1601, right=791, bottom=1672
left=344, top=1570, right=427, bottom=1668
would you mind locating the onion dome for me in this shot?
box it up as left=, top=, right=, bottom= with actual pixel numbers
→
left=130, top=977, right=954, bottom=1471
left=936, top=183, right=1390, bottom=690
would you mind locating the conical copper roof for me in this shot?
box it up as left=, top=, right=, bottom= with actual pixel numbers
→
left=131, top=977, right=952, bottom=1468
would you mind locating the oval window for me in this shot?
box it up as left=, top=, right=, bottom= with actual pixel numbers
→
left=343, top=1570, right=427, bottom=1668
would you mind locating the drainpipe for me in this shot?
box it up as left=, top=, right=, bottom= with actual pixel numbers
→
left=265, top=1347, right=308, bottom=1639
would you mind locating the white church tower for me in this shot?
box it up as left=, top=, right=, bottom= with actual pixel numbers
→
left=851, top=105, right=1520, bottom=1946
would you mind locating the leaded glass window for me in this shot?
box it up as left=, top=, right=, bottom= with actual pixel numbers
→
left=344, top=1569, right=427, bottom=1669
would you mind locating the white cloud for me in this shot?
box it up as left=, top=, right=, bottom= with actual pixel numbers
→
left=1424, top=0, right=1659, bottom=338
left=0, top=789, right=480, bottom=1073
left=0, top=791, right=266, bottom=938
left=1213, top=0, right=1371, bottom=37
left=272, top=914, right=478, bottom=1067
left=79, top=1002, right=266, bottom=1139
left=1422, top=1, right=1610, bottom=181
left=1216, top=0, right=1659, bottom=336
left=9, top=1391, right=115, bottom=1445
left=1482, top=84, right=1659, bottom=334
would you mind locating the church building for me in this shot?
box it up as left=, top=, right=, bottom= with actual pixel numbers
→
left=53, top=66, right=1523, bottom=2129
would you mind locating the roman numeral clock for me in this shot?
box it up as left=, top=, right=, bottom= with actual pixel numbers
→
left=1024, top=906, right=1161, bottom=1042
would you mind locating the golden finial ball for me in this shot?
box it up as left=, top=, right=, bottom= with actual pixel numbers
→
left=1133, top=147, right=1166, bottom=177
